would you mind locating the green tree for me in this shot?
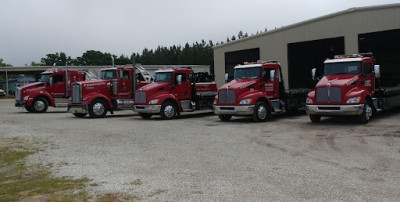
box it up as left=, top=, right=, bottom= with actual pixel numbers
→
left=0, top=58, right=12, bottom=67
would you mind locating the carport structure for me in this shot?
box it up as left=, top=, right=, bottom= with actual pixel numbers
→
left=213, top=4, right=400, bottom=88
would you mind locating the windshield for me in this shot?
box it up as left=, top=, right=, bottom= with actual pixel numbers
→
left=40, top=74, right=51, bottom=83
left=154, top=72, right=172, bottom=82
left=234, top=67, right=261, bottom=79
left=100, top=70, right=116, bottom=79
left=324, top=62, right=361, bottom=76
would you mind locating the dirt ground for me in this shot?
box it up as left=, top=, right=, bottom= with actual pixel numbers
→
left=1, top=98, right=400, bottom=201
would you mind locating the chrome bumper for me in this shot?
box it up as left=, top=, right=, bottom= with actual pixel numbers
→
left=305, top=104, right=364, bottom=116
left=133, top=105, right=162, bottom=114
left=214, top=105, right=254, bottom=115
left=68, top=104, right=88, bottom=114
left=15, top=101, right=26, bottom=107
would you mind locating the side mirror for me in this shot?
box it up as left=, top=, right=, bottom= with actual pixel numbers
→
left=49, top=77, right=53, bottom=85
left=270, top=70, right=275, bottom=82
left=177, top=75, right=182, bottom=85
left=224, top=73, right=228, bottom=83
left=374, top=65, right=380, bottom=79
left=119, top=70, right=123, bottom=79
left=311, top=68, right=316, bottom=81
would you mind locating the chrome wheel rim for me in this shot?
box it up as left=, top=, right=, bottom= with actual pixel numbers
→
left=365, top=104, right=372, bottom=120
left=34, top=100, right=45, bottom=111
left=257, top=105, right=267, bottom=120
left=164, top=105, right=175, bottom=118
left=93, top=103, right=105, bottom=116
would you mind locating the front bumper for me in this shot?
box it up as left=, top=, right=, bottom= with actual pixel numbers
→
left=15, top=101, right=26, bottom=107
left=305, top=104, right=364, bottom=116
left=68, top=104, right=88, bottom=114
left=213, top=105, right=254, bottom=115
left=133, top=105, right=162, bottom=114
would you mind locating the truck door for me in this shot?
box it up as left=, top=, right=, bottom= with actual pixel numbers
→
left=362, top=62, right=374, bottom=93
left=262, top=68, right=279, bottom=98
left=118, top=70, right=133, bottom=98
left=48, top=74, right=66, bottom=97
left=173, top=73, right=190, bottom=100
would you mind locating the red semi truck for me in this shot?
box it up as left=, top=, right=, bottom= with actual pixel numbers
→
left=213, top=61, right=309, bottom=122
left=68, top=65, right=152, bottom=118
left=133, top=67, right=217, bottom=119
left=305, top=53, right=400, bottom=123
left=15, top=68, right=96, bottom=113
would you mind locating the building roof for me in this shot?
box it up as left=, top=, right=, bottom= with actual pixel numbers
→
left=213, top=3, right=400, bottom=49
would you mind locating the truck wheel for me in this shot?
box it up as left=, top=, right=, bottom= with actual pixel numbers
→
left=218, top=114, right=232, bottom=121
left=359, top=101, right=373, bottom=124
left=73, top=113, right=87, bottom=118
left=88, top=99, right=108, bottom=118
left=252, top=101, right=271, bottom=122
left=160, top=102, right=177, bottom=120
left=139, top=113, right=152, bottom=119
left=32, top=97, right=48, bottom=113
left=309, top=115, right=321, bottom=123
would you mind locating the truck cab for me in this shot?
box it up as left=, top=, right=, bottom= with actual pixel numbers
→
left=214, top=61, right=309, bottom=122
left=68, top=65, right=151, bottom=118
left=305, top=53, right=400, bottom=123
left=133, top=68, right=217, bottom=119
left=15, top=68, right=93, bottom=113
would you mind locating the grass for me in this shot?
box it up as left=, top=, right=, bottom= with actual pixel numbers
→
left=0, top=137, right=90, bottom=201
left=0, top=137, right=147, bottom=201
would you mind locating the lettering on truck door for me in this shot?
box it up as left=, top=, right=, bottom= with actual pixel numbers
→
left=118, top=70, right=133, bottom=98
left=262, top=68, right=276, bottom=98
left=49, top=74, right=65, bottom=97
left=174, top=73, right=190, bottom=100
left=362, top=62, right=374, bottom=94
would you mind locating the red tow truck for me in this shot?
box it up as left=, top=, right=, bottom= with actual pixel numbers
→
left=15, top=68, right=96, bottom=113
left=305, top=53, right=400, bottom=123
left=133, top=67, right=217, bottom=119
left=68, top=65, right=153, bottom=118
left=213, top=61, right=310, bottom=122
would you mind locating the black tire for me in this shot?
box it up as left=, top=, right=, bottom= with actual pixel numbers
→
left=252, top=101, right=271, bottom=122
left=25, top=105, right=33, bottom=112
left=139, top=113, right=152, bottom=119
left=218, top=114, right=232, bottom=121
left=73, top=113, right=87, bottom=118
left=88, top=99, right=108, bottom=118
left=160, top=101, right=177, bottom=120
left=359, top=100, right=373, bottom=124
left=309, top=115, right=321, bottom=123
left=31, top=97, right=49, bottom=113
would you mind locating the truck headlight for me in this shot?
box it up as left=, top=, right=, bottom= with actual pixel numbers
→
left=82, top=97, right=88, bottom=101
left=346, top=96, right=361, bottom=104
left=239, top=99, right=252, bottom=105
left=23, top=96, right=29, bottom=101
left=213, top=99, right=216, bottom=105
left=148, top=99, right=159, bottom=104
left=306, top=98, right=313, bottom=104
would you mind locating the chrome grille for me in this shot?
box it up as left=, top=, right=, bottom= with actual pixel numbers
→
left=71, top=83, right=82, bottom=104
left=316, top=87, right=341, bottom=103
left=135, top=91, right=146, bottom=103
left=218, top=89, right=236, bottom=104
left=15, top=88, right=21, bottom=101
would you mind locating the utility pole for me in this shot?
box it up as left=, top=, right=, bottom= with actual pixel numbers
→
left=5, top=66, right=8, bottom=97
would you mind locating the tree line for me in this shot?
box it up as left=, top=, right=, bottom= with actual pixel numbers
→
left=2, top=29, right=275, bottom=72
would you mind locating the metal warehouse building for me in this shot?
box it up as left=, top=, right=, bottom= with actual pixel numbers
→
left=213, top=4, right=400, bottom=88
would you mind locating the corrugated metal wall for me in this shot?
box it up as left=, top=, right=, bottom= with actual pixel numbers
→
left=213, top=4, right=400, bottom=88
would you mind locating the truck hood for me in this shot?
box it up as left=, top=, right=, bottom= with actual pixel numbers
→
left=137, top=82, right=170, bottom=94
left=78, top=79, right=110, bottom=88
left=220, top=79, right=257, bottom=90
left=20, top=82, right=46, bottom=93
left=316, top=75, right=359, bottom=88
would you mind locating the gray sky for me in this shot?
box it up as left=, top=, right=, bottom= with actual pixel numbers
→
left=1, top=0, right=399, bottom=66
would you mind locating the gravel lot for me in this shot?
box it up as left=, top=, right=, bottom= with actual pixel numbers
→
left=1, top=98, right=400, bottom=201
